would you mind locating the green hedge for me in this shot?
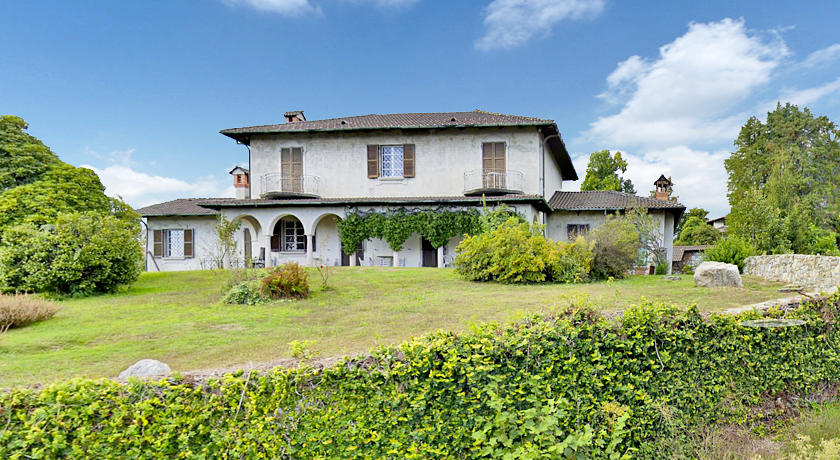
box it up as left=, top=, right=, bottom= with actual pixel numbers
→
left=2, top=295, right=840, bottom=459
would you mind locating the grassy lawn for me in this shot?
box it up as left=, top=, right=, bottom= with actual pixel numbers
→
left=0, top=268, right=787, bottom=388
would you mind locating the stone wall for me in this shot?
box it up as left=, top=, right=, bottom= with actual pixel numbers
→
left=743, top=254, right=840, bottom=289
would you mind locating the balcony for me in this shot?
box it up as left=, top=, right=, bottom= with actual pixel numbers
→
left=260, top=174, right=321, bottom=199
left=463, top=169, right=524, bottom=196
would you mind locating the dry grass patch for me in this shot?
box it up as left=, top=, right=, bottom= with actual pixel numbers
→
left=0, top=294, right=58, bottom=332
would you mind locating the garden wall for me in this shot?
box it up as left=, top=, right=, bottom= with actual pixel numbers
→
left=743, top=254, right=840, bottom=289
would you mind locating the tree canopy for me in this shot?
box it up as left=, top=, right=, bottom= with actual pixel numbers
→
left=580, top=150, right=636, bottom=194
left=674, top=216, right=720, bottom=246
left=0, top=115, right=60, bottom=191
left=0, top=115, right=141, bottom=294
left=725, top=103, right=840, bottom=254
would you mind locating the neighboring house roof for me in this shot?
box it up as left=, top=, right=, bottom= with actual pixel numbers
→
left=548, top=190, right=684, bottom=211
left=137, top=198, right=228, bottom=217
left=672, top=245, right=710, bottom=262
left=707, top=216, right=727, bottom=224
left=220, top=110, right=578, bottom=181
left=199, top=194, right=552, bottom=213
left=548, top=190, right=685, bottom=233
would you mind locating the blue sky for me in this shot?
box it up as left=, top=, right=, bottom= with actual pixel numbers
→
left=2, top=0, right=839, bottom=219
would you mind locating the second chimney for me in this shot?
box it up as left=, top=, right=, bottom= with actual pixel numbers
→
left=284, top=111, right=306, bottom=123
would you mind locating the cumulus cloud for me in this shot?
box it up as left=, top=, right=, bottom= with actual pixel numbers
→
left=777, top=77, right=840, bottom=108
left=82, top=164, right=227, bottom=208
left=800, top=43, right=840, bottom=69
left=586, top=18, right=788, bottom=148
left=476, top=0, right=605, bottom=51
left=567, top=147, right=731, bottom=216
left=223, top=0, right=321, bottom=17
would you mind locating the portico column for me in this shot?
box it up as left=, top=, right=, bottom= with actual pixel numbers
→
left=437, top=246, right=445, bottom=268
left=393, top=250, right=399, bottom=267
left=349, top=251, right=357, bottom=266
left=264, top=235, right=273, bottom=268
left=306, top=234, right=314, bottom=267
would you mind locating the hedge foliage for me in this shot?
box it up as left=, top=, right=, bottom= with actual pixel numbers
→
left=454, top=218, right=592, bottom=284
left=3, top=295, right=840, bottom=459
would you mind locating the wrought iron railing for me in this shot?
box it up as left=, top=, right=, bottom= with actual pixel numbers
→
left=463, top=169, right=524, bottom=195
left=260, top=174, right=321, bottom=198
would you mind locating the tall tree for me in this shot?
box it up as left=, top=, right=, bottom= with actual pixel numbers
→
left=725, top=103, right=840, bottom=253
left=675, top=207, right=709, bottom=238
left=580, top=150, right=636, bottom=194
left=0, top=115, right=60, bottom=191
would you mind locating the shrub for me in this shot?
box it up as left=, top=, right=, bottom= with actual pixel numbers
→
left=221, top=281, right=269, bottom=305
left=703, top=236, right=757, bottom=272
left=454, top=217, right=552, bottom=283
left=589, top=214, right=641, bottom=280
left=259, top=262, right=310, bottom=300
left=0, top=294, right=57, bottom=330
left=0, top=212, right=142, bottom=295
left=548, top=236, right=593, bottom=283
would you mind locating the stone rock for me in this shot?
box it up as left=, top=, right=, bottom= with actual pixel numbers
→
left=662, top=276, right=682, bottom=281
left=694, top=262, right=743, bottom=288
left=118, top=359, right=171, bottom=379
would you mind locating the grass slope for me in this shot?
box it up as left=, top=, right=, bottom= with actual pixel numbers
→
left=0, top=268, right=785, bottom=387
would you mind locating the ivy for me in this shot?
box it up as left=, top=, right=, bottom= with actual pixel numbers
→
left=3, top=295, right=840, bottom=459
left=337, top=207, right=481, bottom=254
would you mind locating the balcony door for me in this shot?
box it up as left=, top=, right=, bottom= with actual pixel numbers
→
left=482, top=142, right=506, bottom=189
left=281, top=147, right=303, bottom=192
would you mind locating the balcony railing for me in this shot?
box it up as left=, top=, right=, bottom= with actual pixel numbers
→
left=463, top=169, right=524, bottom=195
left=260, top=174, right=321, bottom=198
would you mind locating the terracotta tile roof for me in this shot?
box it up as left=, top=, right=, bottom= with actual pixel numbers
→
left=220, top=109, right=578, bottom=182
left=139, top=195, right=552, bottom=217
left=200, top=194, right=551, bottom=212
left=672, top=245, right=710, bottom=262
left=137, top=198, right=228, bottom=217
left=548, top=191, right=685, bottom=211
left=221, top=110, right=553, bottom=136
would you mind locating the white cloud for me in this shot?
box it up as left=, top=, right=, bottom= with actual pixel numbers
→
left=81, top=164, right=227, bottom=208
left=476, top=0, right=605, bottom=51
left=223, top=0, right=321, bottom=17
left=567, top=147, right=731, bottom=217
left=800, top=44, right=840, bottom=69
left=585, top=18, right=789, bottom=148
left=778, top=77, right=840, bottom=107
left=343, top=0, right=419, bottom=6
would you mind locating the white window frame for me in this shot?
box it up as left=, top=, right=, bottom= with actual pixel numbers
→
left=282, top=220, right=306, bottom=252
left=163, top=229, right=185, bottom=258
left=380, top=145, right=404, bottom=178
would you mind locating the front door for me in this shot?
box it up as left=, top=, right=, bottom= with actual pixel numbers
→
left=482, top=142, right=506, bottom=189
left=421, top=238, right=438, bottom=268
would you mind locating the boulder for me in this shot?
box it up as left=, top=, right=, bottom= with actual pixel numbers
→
left=694, top=262, right=743, bottom=288
left=118, top=359, right=171, bottom=379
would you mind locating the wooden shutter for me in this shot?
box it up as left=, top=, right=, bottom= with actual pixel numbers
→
left=183, top=229, right=194, bottom=258
left=367, top=145, right=379, bottom=178
left=152, top=230, right=163, bottom=257
left=403, top=144, right=415, bottom=178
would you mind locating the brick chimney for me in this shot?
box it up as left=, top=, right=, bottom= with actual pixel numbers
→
left=284, top=111, right=306, bottom=123
left=230, top=166, right=250, bottom=200
left=653, top=174, right=672, bottom=201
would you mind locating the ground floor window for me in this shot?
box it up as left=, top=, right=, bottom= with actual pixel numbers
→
left=153, top=229, right=194, bottom=258
left=567, top=224, right=590, bottom=240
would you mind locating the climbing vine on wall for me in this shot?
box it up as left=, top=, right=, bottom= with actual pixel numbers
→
left=337, top=207, right=482, bottom=254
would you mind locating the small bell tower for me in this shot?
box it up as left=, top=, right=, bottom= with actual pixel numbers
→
left=230, top=166, right=250, bottom=200
left=654, top=174, right=672, bottom=201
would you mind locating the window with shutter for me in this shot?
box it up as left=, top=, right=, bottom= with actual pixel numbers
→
left=380, top=145, right=404, bottom=178
left=482, top=142, right=506, bottom=188
left=367, top=145, right=379, bottom=178
left=154, top=229, right=194, bottom=258
left=403, top=144, right=415, bottom=178
left=153, top=230, right=163, bottom=257
left=183, top=229, right=194, bottom=258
